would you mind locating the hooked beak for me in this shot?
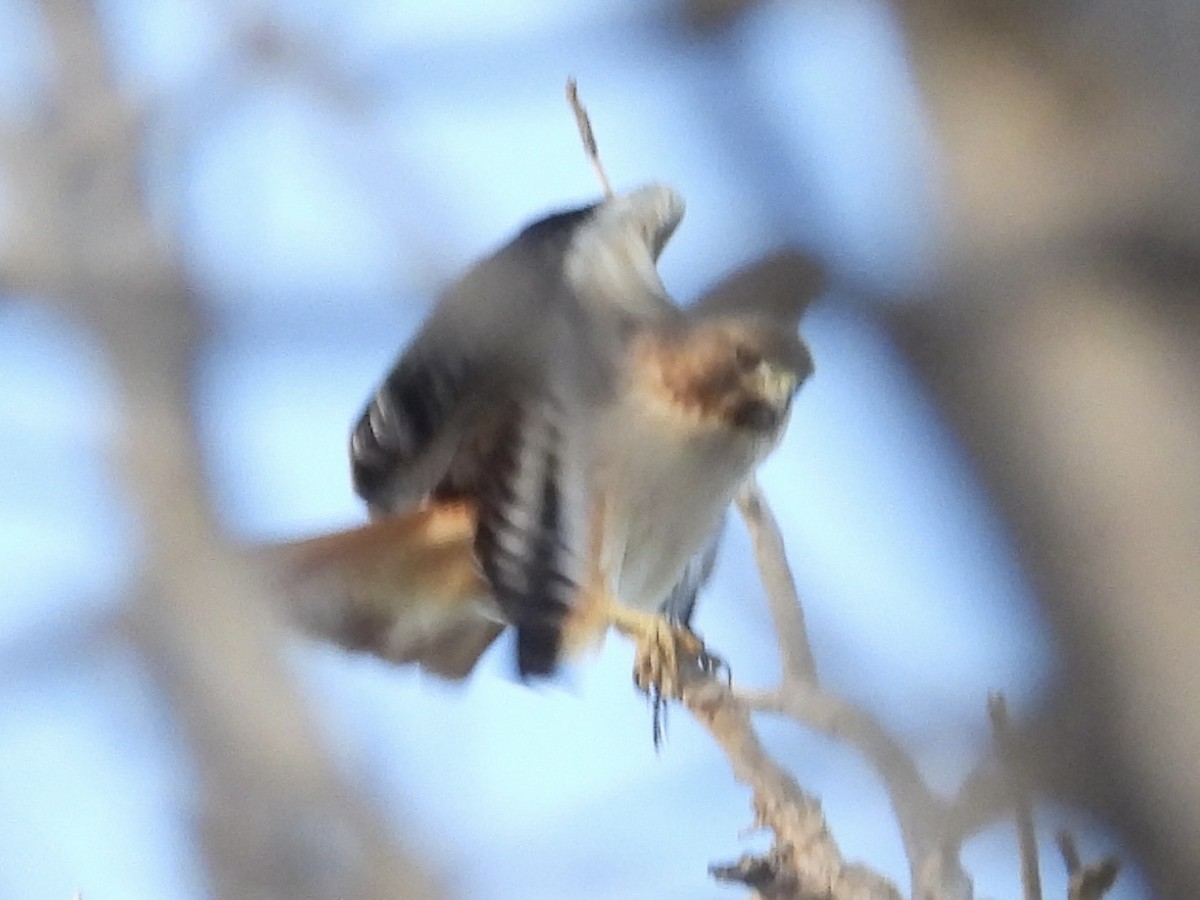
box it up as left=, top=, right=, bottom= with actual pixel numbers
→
left=754, top=362, right=798, bottom=412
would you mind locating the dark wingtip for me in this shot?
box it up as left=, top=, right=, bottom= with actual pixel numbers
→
left=516, top=621, right=564, bottom=677
left=690, top=248, right=828, bottom=329
left=516, top=204, right=597, bottom=246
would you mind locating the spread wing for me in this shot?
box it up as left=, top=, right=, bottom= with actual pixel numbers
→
left=349, top=336, right=493, bottom=512
left=349, top=205, right=595, bottom=515
left=686, top=248, right=826, bottom=329
left=348, top=185, right=686, bottom=676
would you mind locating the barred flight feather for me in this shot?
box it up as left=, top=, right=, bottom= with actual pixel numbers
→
left=350, top=352, right=474, bottom=511
left=474, top=397, right=582, bottom=676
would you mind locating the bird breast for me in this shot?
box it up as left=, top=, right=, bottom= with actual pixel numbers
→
left=588, top=389, right=783, bottom=612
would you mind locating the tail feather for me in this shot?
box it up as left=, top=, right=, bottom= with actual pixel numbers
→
left=256, top=503, right=503, bottom=680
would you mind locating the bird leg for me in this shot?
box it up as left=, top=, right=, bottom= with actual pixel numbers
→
left=606, top=604, right=708, bottom=696
left=602, top=602, right=728, bottom=746
left=570, top=565, right=729, bottom=744
left=578, top=501, right=726, bottom=742
left=604, top=602, right=724, bottom=696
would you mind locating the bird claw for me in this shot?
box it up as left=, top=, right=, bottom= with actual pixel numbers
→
left=630, top=619, right=729, bottom=748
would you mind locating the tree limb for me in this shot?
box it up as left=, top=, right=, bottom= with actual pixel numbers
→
left=13, top=2, right=443, bottom=897
left=989, top=693, right=1042, bottom=900
left=1058, top=832, right=1120, bottom=900
left=735, top=481, right=818, bottom=685
left=672, top=479, right=973, bottom=898
left=684, top=677, right=904, bottom=900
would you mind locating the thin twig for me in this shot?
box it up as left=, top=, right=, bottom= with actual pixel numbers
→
left=1057, top=831, right=1082, bottom=876
left=565, top=78, right=613, bottom=198
left=990, top=693, right=1042, bottom=900
left=736, top=479, right=818, bottom=684
left=1058, top=832, right=1120, bottom=900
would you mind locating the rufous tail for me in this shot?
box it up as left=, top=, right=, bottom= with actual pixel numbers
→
left=256, top=502, right=503, bottom=679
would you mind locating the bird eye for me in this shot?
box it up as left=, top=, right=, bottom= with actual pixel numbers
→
left=734, top=346, right=761, bottom=370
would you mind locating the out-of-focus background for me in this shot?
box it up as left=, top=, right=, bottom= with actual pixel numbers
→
left=5, top=0, right=1200, bottom=897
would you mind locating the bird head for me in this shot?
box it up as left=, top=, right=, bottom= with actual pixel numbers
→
left=633, top=318, right=813, bottom=436
left=697, top=319, right=812, bottom=433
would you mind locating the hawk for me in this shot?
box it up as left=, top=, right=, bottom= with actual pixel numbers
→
left=269, top=185, right=821, bottom=692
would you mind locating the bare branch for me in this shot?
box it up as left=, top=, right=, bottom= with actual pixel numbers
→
left=683, top=677, right=904, bottom=900
left=733, top=483, right=966, bottom=898
left=1058, top=832, right=1120, bottom=900
left=736, top=480, right=818, bottom=685
left=565, top=78, right=614, bottom=199
left=1056, top=831, right=1082, bottom=876
left=21, top=2, right=442, bottom=897
left=989, top=693, right=1042, bottom=900
left=738, top=685, right=948, bottom=880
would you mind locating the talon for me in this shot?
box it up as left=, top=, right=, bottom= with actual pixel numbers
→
left=697, top=646, right=731, bottom=685
left=630, top=618, right=724, bottom=700
left=606, top=603, right=730, bottom=746
left=631, top=618, right=683, bottom=700
left=640, top=625, right=726, bottom=750
left=651, top=687, right=667, bottom=750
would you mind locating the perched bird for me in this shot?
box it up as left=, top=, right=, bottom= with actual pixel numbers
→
left=266, top=185, right=822, bottom=693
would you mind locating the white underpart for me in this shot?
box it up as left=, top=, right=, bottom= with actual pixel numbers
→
left=589, top=388, right=786, bottom=612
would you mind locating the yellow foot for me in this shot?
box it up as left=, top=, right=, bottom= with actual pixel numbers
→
left=606, top=605, right=729, bottom=746
left=628, top=616, right=716, bottom=697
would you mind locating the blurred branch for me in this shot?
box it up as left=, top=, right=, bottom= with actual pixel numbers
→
left=677, top=480, right=972, bottom=899
left=871, top=1, right=1200, bottom=893
left=988, top=693, right=1042, bottom=900
left=6, top=1, right=442, bottom=897
left=735, top=683, right=950, bottom=887
left=684, top=678, right=903, bottom=900
left=889, top=261, right=1200, bottom=898
left=1057, top=832, right=1120, bottom=900
left=565, top=78, right=613, bottom=199
left=734, top=483, right=816, bottom=684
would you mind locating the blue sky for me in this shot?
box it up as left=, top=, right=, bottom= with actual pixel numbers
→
left=0, top=0, right=1139, bottom=897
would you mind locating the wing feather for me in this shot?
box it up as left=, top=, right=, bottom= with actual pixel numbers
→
left=474, top=394, right=584, bottom=676
left=687, top=249, right=826, bottom=329
left=350, top=347, right=487, bottom=513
